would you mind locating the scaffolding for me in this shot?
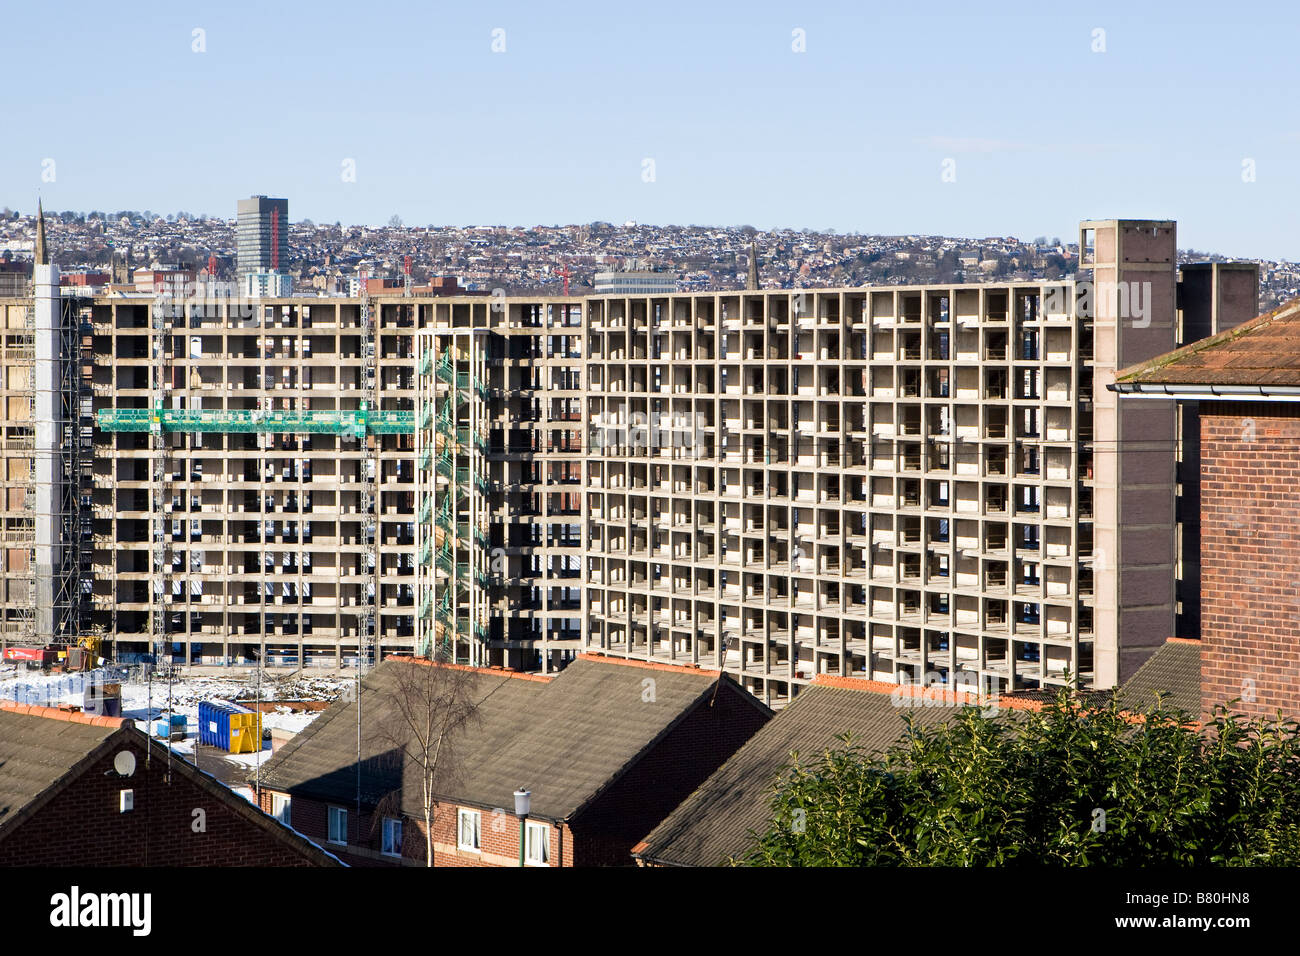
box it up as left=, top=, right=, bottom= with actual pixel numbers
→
left=55, top=297, right=92, bottom=644
left=359, top=285, right=377, bottom=673
left=4, top=303, right=37, bottom=644
left=415, top=332, right=489, bottom=663
left=89, top=298, right=416, bottom=668
left=65, top=288, right=589, bottom=671
left=149, top=300, right=171, bottom=665
left=4, top=290, right=92, bottom=653
left=95, top=407, right=414, bottom=435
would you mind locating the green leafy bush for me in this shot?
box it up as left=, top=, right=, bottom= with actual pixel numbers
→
left=742, top=694, right=1300, bottom=866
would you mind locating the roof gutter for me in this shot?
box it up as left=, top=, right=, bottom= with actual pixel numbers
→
left=1109, top=382, right=1300, bottom=401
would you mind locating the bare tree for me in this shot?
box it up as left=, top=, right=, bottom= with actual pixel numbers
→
left=372, top=656, right=479, bottom=866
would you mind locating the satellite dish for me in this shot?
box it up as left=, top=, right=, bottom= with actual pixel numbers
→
left=113, top=751, right=137, bottom=777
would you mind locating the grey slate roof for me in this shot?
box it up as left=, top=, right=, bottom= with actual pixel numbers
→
left=1117, top=640, right=1202, bottom=716
left=0, top=709, right=117, bottom=830
left=634, top=684, right=962, bottom=867
left=453, top=656, right=745, bottom=820
left=260, top=656, right=757, bottom=823
left=259, top=663, right=541, bottom=810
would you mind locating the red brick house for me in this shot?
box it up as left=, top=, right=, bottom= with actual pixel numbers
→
left=1113, top=298, right=1300, bottom=721
left=258, top=653, right=771, bottom=866
left=0, top=702, right=341, bottom=867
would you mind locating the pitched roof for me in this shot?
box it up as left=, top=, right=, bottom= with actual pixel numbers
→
left=0, top=704, right=340, bottom=865
left=0, top=705, right=120, bottom=830
left=634, top=683, right=962, bottom=867
left=1114, top=298, right=1300, bottom=389
left=259, top=662, right=543, bottom=810
left=1116, top=639, right=1201, bottom=715
left=460, top=655, right=757, bottom=821
left=637, top=642, right=1206, bottom=867
left=260, top=655, right=761, bottom=823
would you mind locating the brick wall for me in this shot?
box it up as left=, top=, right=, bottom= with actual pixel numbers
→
left=0, top=731, right=325, bottom=866
left=274, top=791, right=576, bottom=867
left=1200, top=402, right=1300, bottom=721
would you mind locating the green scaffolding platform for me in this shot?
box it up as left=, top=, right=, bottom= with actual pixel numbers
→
left=97, top=407, right=415, bottom=437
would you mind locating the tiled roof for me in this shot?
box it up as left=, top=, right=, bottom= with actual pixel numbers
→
left=997, top=642, right=1201, bottom=716
left=634, top=684, right=962, bottom=867
left=0, top=706, right=119, bottom=830
left=455, top=656, right=755, bottom=821
left=260, top=656, right=761, bottom=823
left=1001, top=687, right=1114, bottom=707
left=638, top=641, right=1205, bottom=867
left=1116, top=639, right=1201, bottom=715
left=1115, top=299, right=1300, bottom=388
left=259, top=663, right=542, bottom=810
left=0, top=704, right=340, bottom=865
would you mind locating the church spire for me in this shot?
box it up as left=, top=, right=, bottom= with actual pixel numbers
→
left=746, top=240, right=759, bottom=291
left=34, top=199, right=48, bottom=266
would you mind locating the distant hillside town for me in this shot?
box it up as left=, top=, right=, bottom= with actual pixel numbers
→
left=0, top=206, right=1293, bottom=310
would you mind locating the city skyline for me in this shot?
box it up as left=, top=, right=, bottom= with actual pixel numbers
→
left=5, top=0, right=1300, bottom=894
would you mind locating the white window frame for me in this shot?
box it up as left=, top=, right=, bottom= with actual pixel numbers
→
left=381, top=817, right=403, bottom=858
left=271, top=793, right=291, bottom=827
left=327, top=806, right=347, bottom=845
left=525, top=820, right=550, bottom=866
left=457, top=808, right=481, bottom=852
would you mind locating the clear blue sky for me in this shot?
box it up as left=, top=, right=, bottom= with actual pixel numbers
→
left=6, top=0, right=1299, bottom=259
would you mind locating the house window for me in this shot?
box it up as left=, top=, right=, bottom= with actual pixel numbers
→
left=457, top=809, right=481, bottom=851
left=525, top=821, right=550, bottom=866
left=271, top=793, right=291, bottom=826
left=382, top=817, right=403, bottom=858
left=327, top=806, right=347, bottom=845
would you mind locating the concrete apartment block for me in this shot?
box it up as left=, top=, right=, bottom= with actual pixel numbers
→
left=0, top=264, right=89, bottom=647
left=0, top=292, right=36, bottom=643
left=415, top=300, right=584, bottom=671
left=579, top=284, right=1102, bottom=705
left=85, top=296, right=421, bottom=665
left=0, top=217, right=1260, bottom=706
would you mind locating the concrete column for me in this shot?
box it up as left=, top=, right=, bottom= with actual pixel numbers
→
left=32, top=263, right=61, bottom=642
left=1082, top=220, right=1179, bottom=686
